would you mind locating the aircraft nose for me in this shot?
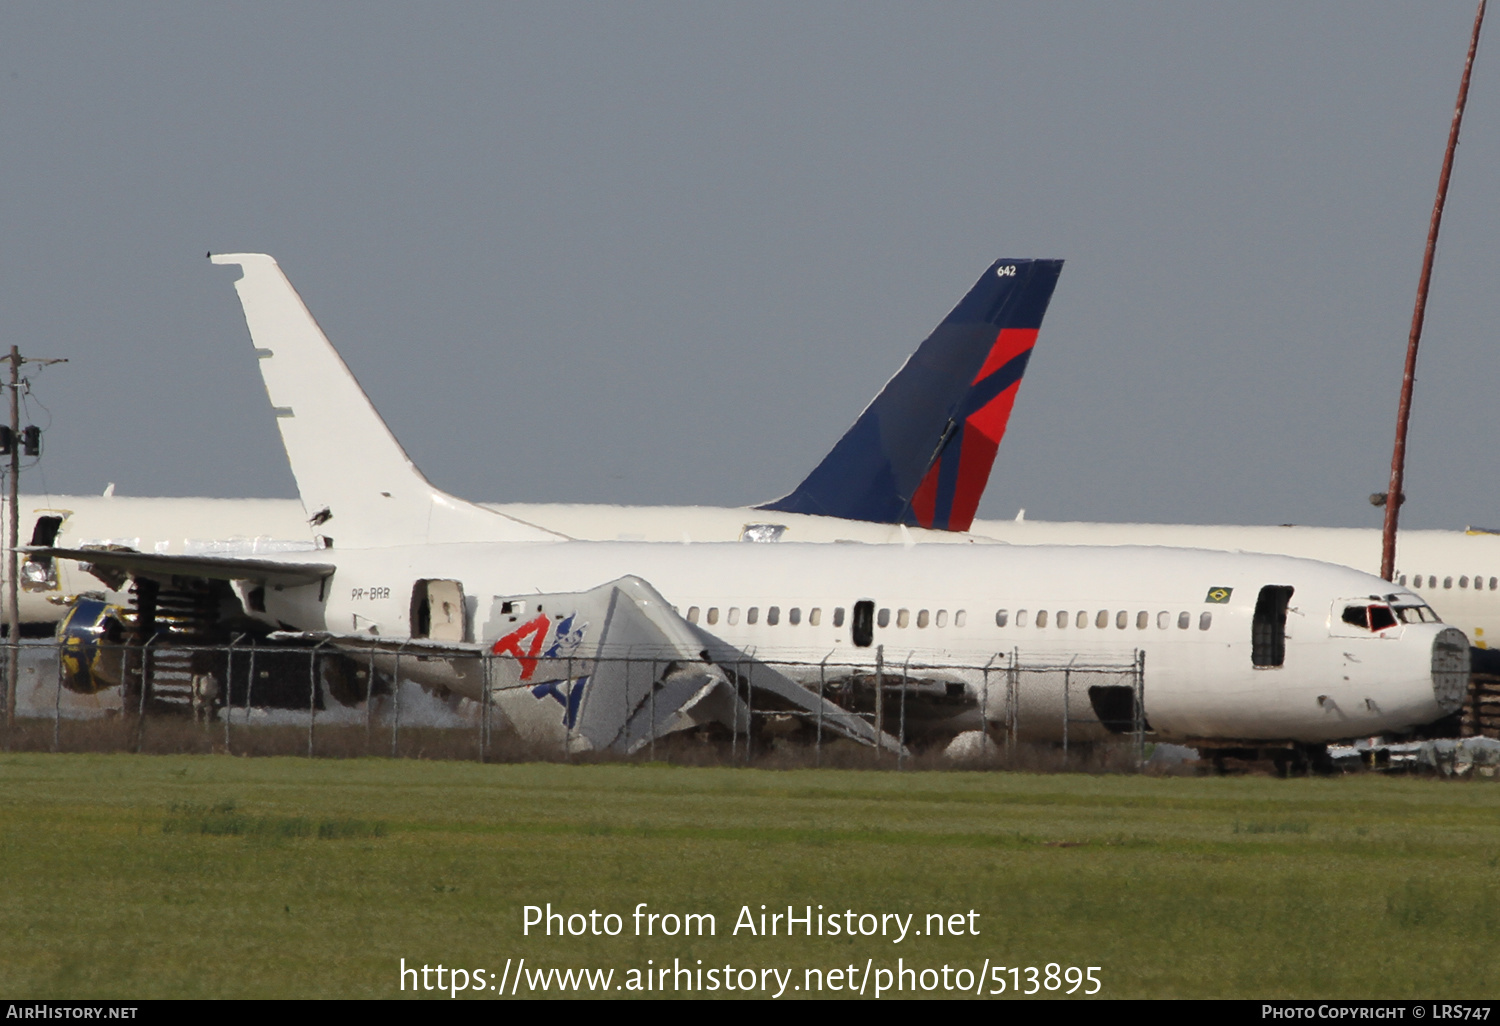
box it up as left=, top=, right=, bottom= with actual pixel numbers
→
left=1431, top=627, right=1469, bottom=715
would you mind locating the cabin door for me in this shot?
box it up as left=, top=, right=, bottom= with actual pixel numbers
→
left=411, top=579, right=468, bottom=642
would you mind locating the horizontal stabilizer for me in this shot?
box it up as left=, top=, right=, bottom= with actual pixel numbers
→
left=758, top=258, right=1062, bottom=531
left=34, top=546, right=334, bottom=588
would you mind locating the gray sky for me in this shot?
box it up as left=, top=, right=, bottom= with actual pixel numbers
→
left=1, top=2, right=1496, bottom=530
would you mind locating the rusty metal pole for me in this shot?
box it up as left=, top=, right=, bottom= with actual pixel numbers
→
left=5, top=346, right=19, bottom=732
left=1382, top=0, right=1487, bottom=580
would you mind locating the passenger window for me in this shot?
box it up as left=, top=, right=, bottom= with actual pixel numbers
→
left=747, top=607, right=759, bottom=625
left=687, top=606, right=700, bottom=624
left=935, top=609, right=947, bottom=628
left=789, top=607, right=801, bottom=625
left=995, top=609, right=1009, bottom=627
left=1056, top=610, right=1069, bottom=628
left=1431, top=576, right=1439, bottom=588
left=728, top=607, right=740, bottom=625
left=852, top=601, right=873, bottom=647
left=833, top=607, right=845, bottom=628
left=1491, top=577, right=1497, bottom=590
left=1252, top=585, right=1293, bottom=667
left=1097, top=610, right=1109, bottom=629
left=1369, top=605, right=1398, bottom=631
left=707, top=607, right=719, bottom=625
left=1136, top=611, right=1148, bottom=630
left=1157, top=611, right=1169, bottom=629
left=1199, top=612, right=1212, bottom=631
left=809, top=608, right=821, bottom=626
left=1398, top=575, right=1407, bottom=586
left=1177, top=612, right=1190, bottom=630
left=1035, top=610, right=1048, bottom=628
left=897, top=609, right=910, bottom=628
left=1115, top=610, right=1127, bottom=629
left=766, top=606, right=779, bottom=626
left=1461, top=577, right=1470, bottom=589
left=916, top=610, right=929, bottom=629
left=1444, top=577, right=1453, bottom=589
left=955, top=610, right=966, bottom=628
left=1016, top=609, right=1029, bottom=628
left=878, top=608, right=891, bottom=628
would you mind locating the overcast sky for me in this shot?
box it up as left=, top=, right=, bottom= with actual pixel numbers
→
left=0, top=3, right=1495, bottom=530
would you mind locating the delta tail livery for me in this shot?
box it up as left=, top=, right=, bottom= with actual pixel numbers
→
left=758, top=259, right=1060, bottom=531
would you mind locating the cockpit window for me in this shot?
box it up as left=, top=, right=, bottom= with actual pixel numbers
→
left=1343, top=603, right=1404, bottom=632
left=1394, top=604, right=1440, bottom=624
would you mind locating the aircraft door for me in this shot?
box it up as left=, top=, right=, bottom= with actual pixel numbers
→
left=1252, top=585, right=1293, bottom=667
left=852, top=600, right=875, bottom=647
left=411, top=579, right=468, bottom=642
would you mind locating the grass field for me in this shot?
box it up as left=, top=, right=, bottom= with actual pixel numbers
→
left=0, top=752, right=1496, bottom=999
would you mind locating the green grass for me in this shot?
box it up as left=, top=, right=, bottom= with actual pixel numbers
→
left=0, top=752, right=1496, bottom=998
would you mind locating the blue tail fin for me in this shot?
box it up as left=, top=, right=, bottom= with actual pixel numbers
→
left=756, top=258, right=1062, bottom=530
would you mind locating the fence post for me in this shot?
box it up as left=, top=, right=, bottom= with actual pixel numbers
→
left=480, top=652, right=490, bottom=764
left=1134, top=649, right=1147, bottom=771
left=980, top=653, right=996, bottom=761
left=743, top=661, right=753, bottom=765
left=134, top=636, right=157, bottom=754
left=244, top=641, right=257, bottom=752
left=873, top=645, right=884, bottom=759
left=391, top=644, right=405, bottom=758
left=1062, top=663, right=1071, bottom=768
left=306, top=642, right=323, bottom=759
left=816, top=655, right=828, bottom=769
left=1007, top=648, right=1018, bottom=760
left=897, top=656, right=910, bottom=769
left=53, top=640, right=62, bottom=753
left=564, top=655, right=574, bottom=760
left=223, top=634, right=241, bottom=753
left=649, top=657, right=657, bottom=762
left=365, top=644, right=376, bottom=753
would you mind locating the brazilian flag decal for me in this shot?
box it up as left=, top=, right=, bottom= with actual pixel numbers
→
left=1205, top=587, right=1233, bottom=604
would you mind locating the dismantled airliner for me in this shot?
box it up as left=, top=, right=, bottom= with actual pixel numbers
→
left=39, top=255, right=1467, bottom=754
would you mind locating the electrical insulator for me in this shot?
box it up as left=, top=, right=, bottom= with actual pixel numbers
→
left=0, top=427, right=12, bottom=456
left=21, top=426, right=40, bottom=457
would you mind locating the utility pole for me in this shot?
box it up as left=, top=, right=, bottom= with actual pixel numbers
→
left=4, top=347, right=67, bottom=733
left=1381, top=0, right=1486, bottom=581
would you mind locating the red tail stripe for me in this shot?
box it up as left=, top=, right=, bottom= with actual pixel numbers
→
left=972, top=328, right=1037, bottom=385
left=949, top=383, right=1021, bottom=530
left=910, top=462, right=939, bottom=528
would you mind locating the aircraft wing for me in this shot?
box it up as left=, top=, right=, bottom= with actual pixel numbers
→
left=280, top=575, right=902, bottom=755
left=34, top=546, right=335, bottom=588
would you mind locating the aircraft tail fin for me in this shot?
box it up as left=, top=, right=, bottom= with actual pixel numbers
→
left=210, top=254, right=562, bottom=547
left=757, top=258, right=1062, bottom=531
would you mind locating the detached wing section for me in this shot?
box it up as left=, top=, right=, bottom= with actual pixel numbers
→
left=292, top=576, right=901, bottom=755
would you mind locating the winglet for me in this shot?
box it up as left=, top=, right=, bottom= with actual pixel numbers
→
left=211, top=254, right=563, bottom=547
left=757, top=258, right=1062, bottom=531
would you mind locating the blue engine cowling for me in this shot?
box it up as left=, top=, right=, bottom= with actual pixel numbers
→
left=57, top=598, right=129, bottom=694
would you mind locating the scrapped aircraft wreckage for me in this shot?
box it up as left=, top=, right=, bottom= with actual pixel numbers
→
left=53, top=570, right=907, bottom=755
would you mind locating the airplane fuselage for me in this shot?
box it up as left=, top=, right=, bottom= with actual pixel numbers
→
left=247, top=539, right=1463, bottom=745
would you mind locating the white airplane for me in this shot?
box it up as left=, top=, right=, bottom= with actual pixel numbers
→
left=41, top=254, right=1468, bottom=754
left=10, top=257, right=1066, bottom=628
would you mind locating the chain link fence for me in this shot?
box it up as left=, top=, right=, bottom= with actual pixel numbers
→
left=0, top=638, right=1148, bottom=770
